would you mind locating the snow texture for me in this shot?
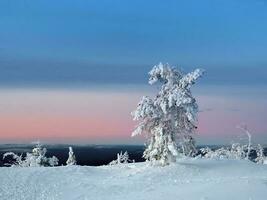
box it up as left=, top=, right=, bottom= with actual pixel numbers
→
left=0, top=159, right=266, bottom=200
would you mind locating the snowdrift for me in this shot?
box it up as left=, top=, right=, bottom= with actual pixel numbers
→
left=0, top=159, right=267, bottom=200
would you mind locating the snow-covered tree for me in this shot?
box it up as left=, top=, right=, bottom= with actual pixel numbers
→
left=66, top=146, right=77, bottom=166
left=3, top=143, right=58, bottom=167
left=200, top=147, right=233, bottom=160
left=132, top=63, right=204, bottom=165
left=236, top=124, right=252, bottom=160
left=109, top=151, right=131, bottom=165
left=255, top=144, right=266, bottom=164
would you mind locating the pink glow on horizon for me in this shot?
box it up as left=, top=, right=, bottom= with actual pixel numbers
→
left=0, top=88, right=266, bottom=144
left=0, top=115, right=133, bottom=141
left=0, top=89, right=142, bottom=143
left=196, top=94, right=267, bottom=143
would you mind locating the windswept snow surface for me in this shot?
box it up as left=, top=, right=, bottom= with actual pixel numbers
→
left=0, top=159, right=267, bottom=200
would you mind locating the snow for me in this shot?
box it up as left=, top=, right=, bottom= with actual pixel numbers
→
left=1, top=159, right=267, bottom=200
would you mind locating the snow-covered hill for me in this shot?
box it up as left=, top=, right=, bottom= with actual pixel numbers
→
left=0, top=159, right=267, bottom=200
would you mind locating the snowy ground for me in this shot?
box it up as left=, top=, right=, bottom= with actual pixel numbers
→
left=0, top=159, right=267, bottom=200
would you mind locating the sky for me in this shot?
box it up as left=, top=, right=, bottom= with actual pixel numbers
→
left=0, top=0, right=267, bottom=144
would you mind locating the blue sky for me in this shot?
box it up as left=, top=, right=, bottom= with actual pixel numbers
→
left=1, top=0, right=267, bottom=87
left=0, top=0, right=267, bottom=144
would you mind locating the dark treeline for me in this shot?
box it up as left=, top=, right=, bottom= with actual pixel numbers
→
left=0, top=144, right=266, bottom=167
left=0, top=144, right=145, bottom=167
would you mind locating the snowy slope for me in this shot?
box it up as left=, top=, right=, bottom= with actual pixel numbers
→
left=0, top=159, right=267, bottom=200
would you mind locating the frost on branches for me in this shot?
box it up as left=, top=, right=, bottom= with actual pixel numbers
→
left=66, top=146, right=77, bottom=166
left=132, top=63, right=204, bottom=165
left=3, top=143, right=58, bottom=167
left=109, top=151, right=131, bottom=165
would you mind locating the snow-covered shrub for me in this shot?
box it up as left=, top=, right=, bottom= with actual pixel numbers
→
left=200, top=144, right=248, bottom=160
left=2, top=152, right=24, bottom=166
left=109, top=151, right=131, bottom=165
left=3, top=143, right=58, bottom=167
left=66, top=146, right=77, bottom=166
left=200, top=126, right=266, bottom=163
left=255, top=144, right=267, bottom=164
left=230, top=143, right=247, bottom=160
left=132, top=63, right=204, bottom=165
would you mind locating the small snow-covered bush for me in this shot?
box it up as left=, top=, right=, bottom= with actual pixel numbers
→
left=66, top=146, right=77, bottom=166
left=255, top=144, right=267, bottom=164
left=3, top=143, right=58, bottom=167
left=200, top=144, right=248, bottom=160
left=109, top=151, right=132, bottom=165
left=200, top=126, right=266, bottom=164
left=2, top=152, right=24, bottom=166
left=200, top=144, right=266, bottom=164
left=200, top=147, right=228, bottom=160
